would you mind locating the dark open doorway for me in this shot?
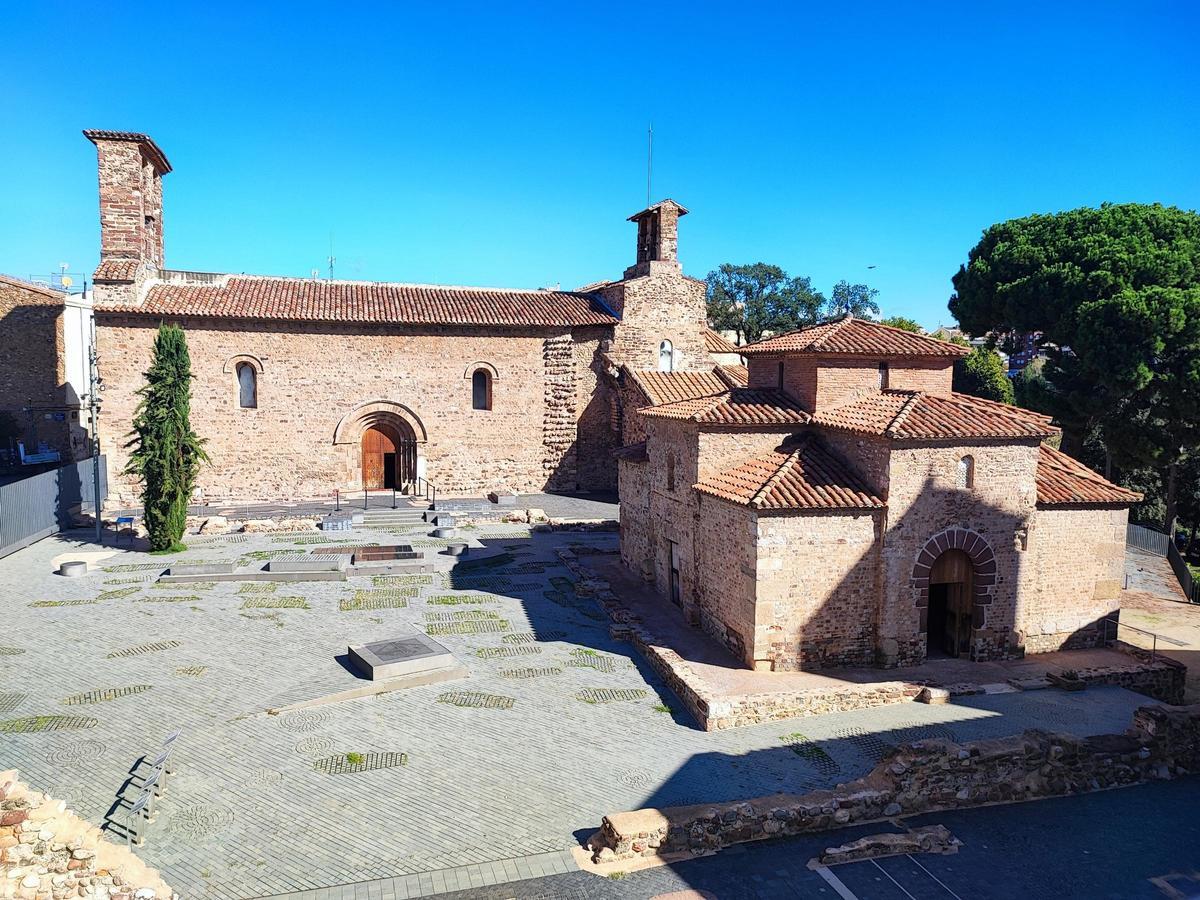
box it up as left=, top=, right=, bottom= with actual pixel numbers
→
left=926, top=549, right=974, bottom=658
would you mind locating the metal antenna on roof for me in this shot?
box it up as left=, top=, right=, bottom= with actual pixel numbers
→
left=327, top=232, right=336, bottom=281
left=646, top=122, right=653, bottom=207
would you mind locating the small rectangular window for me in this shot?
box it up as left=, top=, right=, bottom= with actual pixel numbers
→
left=878, top=361, right=889, bottom=389
left=777, top=361, right=785, bottom=389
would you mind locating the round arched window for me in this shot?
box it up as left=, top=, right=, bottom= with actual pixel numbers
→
left=472, top=368, right=493, bottom=410
left=658, top=339, right=675, bottom=373
left=957, top=455, right=975, bottom=489
left=236, top=362, right=257, bottom=409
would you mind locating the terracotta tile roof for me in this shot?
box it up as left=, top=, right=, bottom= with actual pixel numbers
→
left=639, top=388, right=811, bottom=426
left=0, top=274, right=64, bottom=302
left=695, top=435, right=884, bottom=511
left=83, top=129, right=172, bottom=174
left=741, top=315, right=968, bottom=358
left=704, top=329, right=741, bottom=354
left=98, top=275, right=620, bottom=328
left=814, top=391, right=1058, bottom=440
left=716, top=363, right=749, bottom=387
left=627, top=369, right=730, bottom=405
left=1036, top=444, right=1142, bottom=506
left=612, top=441, right=648, bottom=463
left=92, top=258, right=140, bottom=283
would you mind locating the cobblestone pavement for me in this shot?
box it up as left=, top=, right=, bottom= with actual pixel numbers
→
left=0, top=527, right=1155, bottom=899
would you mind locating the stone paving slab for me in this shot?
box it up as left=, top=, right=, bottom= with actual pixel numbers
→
left=0, top=527, right=1154, bottom=899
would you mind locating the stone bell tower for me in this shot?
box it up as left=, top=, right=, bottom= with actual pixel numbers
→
left=83, top=130, right=172, bottom=305
left=596, top=199, right=708, bottom=373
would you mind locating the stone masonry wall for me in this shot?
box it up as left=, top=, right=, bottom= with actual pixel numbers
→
left=1022, top=506, right=1129, bottom=652
left=692, top=493, right=759, bottom=665
left=541, top=333, right=578, bottom=491
left=748, top=355, right=953, bottom=412
left=1, top=771, right=175, bottom=899
left=95, top=317, right=600, bottom=504
left=0, top=279, right=79, bottom=460
left=572, top=330, right=619, bottom=491
left=599, top=270, right=708, bottom=374
left=878, top=441, right=1040, bottom=666
left=755, top=509, right=883, bottom=670
left=590, top=703, right=1200, bottom=864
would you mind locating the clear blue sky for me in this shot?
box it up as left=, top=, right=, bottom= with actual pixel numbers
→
left=2, top=1, right=1196, bottom=328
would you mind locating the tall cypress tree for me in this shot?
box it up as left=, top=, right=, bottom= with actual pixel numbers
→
left=123, top=324, right=208, bottom=551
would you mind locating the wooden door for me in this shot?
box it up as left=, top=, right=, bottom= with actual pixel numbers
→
left=361, top=426, right=397, bottom=489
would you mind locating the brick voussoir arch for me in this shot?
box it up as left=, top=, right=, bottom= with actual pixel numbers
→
left=911, top=527, right=996, bottom=611
left=332, top=399, right=428, bottom=444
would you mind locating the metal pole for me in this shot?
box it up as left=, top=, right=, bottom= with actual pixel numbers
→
left=392, top=486, right=396, bottom=509
left=364, top=488, right=367, bottom=510
left=335, top=489, right=340, bottom=512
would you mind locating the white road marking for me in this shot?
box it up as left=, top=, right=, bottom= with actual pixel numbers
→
left=813, top=864, right=860, bottom=900
left=906, top=853, right=967, bottom=899
left=872, top=858, right=919, bottom=899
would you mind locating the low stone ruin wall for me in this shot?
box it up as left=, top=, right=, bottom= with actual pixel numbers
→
left=560, top=549, right=1188, bottom=730
left=588, top=703, right=1200, bottom=865
left=1, top=771, right=175, bottom=899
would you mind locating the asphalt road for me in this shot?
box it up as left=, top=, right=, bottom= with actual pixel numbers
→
left=439, top=776, right=1200, bottom=900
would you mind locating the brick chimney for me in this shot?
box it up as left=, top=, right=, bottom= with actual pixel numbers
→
left=83, top=130, right=172, bottom=303
left=623, top=199, right=688, bottom=279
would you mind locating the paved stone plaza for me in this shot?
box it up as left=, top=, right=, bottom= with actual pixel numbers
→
left=0, top=525, right=1156, bottom=899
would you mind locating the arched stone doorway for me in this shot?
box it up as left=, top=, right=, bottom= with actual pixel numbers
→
left=911, top=528, right=996, bottom=661
left=333, top=400, right=427, bottom=491
left=360, top=422, right=418, bottom=489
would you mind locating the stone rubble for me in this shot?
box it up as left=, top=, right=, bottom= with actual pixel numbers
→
left=0, top=771, right=174, bottom=900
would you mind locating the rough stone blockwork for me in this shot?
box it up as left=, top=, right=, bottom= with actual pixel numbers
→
left=589, top=703, right=1200, bottom=864
left=0, top=770, right=175, bottom=898
left=541, top=333, right=578, bottom=491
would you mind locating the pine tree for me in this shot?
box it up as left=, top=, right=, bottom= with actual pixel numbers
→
left=123, top=324, right=208, bottom=551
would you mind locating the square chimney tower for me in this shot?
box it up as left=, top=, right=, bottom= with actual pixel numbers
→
left=624, top=199, right=688, bottom=279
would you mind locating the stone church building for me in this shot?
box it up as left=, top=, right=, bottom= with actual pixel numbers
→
left=617, top=316, right=1142, bottom=670
left=83, top=130, right=741, bottom=507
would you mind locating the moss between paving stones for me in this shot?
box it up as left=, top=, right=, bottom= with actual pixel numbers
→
left=476, top=646, right=541, bottom=659
left=339, top=592, right=409, bottom=612
left=0, top=715, right=98, bottom=733
left=97, top=587, right=140, bottom=601
left=175, top=666, right=208, bottom=677
left=153, top=581, right=215, bottom=590
left=499, top=667, right=563, bottom=679
left=62, top=685, right=152, bottom=705
left=373, top=574, right=435, bottom=586
left=0, top=647, right=25, bottom=656
left=238, top=582, right=277, bottom=594
left=425, top=594, right=497, bottom=605
left=453, top=552, right=517, bottom=572
left=313, top=751, right=407, bottom=775
left=566, top=649, right=618, bottom=673
left=425, top=620, right=509, bottom=635
left=241, top=596, right=311, bottom=610
left=780, top=733, right=840, bottom=774
left=105, top=640, right=181, bottom=659
left=135, top=595, right=204, bottom=604
left=575, top=688, right=648, bottom=704
left=423, top=610, right=504, bottom=622
left=30, top=598, right=98, bottom=608
left=436, top=691, right=515, bottom=710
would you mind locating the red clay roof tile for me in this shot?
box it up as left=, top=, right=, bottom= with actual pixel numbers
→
left=742, top=315, right=968, bottom=358
left=814, top=390, right=1057, bottom=440
left=627, top=369, right=731, bottom=405
left=1036, top=444, right=1141, bottom=506
left=704, top=329, right=741, bottom=354
left=92, top=258, right=140, bottom=283
left=83, top=130, right=172, bottom=174
left=97, top=274, right=619, bottom=328
left=639, top=388, right=812, bottom=426
left=695, top=435, right=884, bottom=510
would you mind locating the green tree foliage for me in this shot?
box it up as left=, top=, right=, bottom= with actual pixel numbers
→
left=123, top=325, right=208, bottom=551
left=952, top=347, right=1014, bottom=405
left=879, top=315, right=923, bottom=333
left=950, top=203, right=1200, bottom=532
left=826, top=280, right=880, bottom=319
left=705, top=263, right=824, bottom=344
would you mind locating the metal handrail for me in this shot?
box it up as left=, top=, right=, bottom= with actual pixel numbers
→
left=401, top=477, right=437, bottom=509
left=1101, top=615, right=1187, bottom=661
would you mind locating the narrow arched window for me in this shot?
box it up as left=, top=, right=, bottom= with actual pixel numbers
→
left=957, top=455, right=975, bottom=489
left=472, top=368, right=492, bottom=410
left=659, top=339, right=675, bottom=373
left=237, top=362, right=257, bottom=409
left=666, top=453, right=676, bottom=491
